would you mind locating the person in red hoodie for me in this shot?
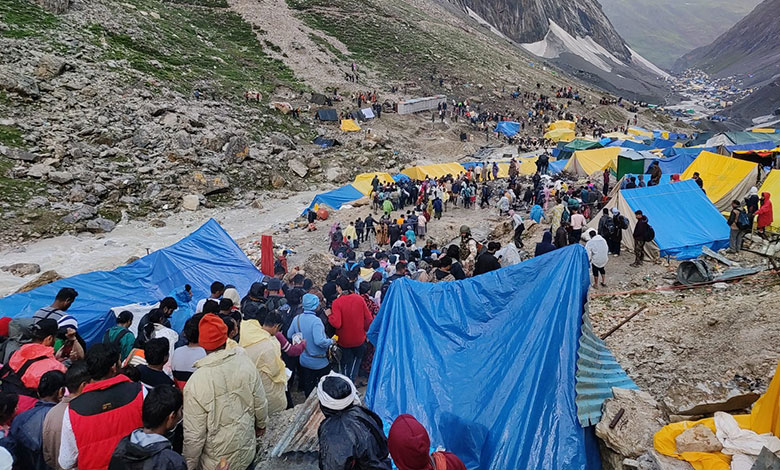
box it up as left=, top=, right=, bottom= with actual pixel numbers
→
left=755, top=192, right=773, bottom=233
left=58, top=343, right=144, bottom=470
left=328, top=276, right=373, bottom=381
left=8, top=318, right=66, bottom=391
left=388, top=414, right=466, bottom=470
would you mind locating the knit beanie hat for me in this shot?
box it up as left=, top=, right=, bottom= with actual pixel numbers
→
left=302, top=293, right=320, bottom=311
left=199, top=314, right=227, bottom=351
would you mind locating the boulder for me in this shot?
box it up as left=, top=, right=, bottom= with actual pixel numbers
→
left=270, top=174, right=285, bottom=189
left=49, top=170, right=74, bottom=184
left=86, top=217, right=117, bottom=233
left=1, top=263, right=41, bottom=277
left=15, top=270, right=63, bottom=293
left=0, top=71, right=40, bottom=99
left=26, top=163, right=53, bottom=178
left=225, top=135, right=250, bottom=162
left=67, top=185, right=87, bottom=203
left=6, top=148, right=38, bottom=162
left=596, top=388, right=667, bottom=459
left=181, top=172, right=230, bottom=195
left=250, top=199, right=264, bottom=209
left=325, top=166, right=344, bottom=182
left=270, top=132, right=296, bottom=149
left=35, top=55, right=67, bottom=80
left=61, top=204, right=97, bottom=223
left=306, top=156, right=322, bottom=169
left=288, top=159, right=308, bottom=178
left=182, top=194, right=200, bottom=211
left=302, top=252, right=335, bottom=285
left=675, top=425, right=722, bottom=454
left=664, top=382, right=760, bottom=416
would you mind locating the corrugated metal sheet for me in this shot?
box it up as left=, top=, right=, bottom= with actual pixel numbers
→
left=576, top=303, right=638, bottom=427
left=270, top=392, right=324, bottom=457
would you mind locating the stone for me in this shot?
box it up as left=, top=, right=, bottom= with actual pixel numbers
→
left=181, top=172, right=230, bottom=195
left=270, top=132, right=296, bottom=149
left=61, top=204, right=97, bottom=223
left=26, top=163, right=52, bottom=178
left=182, top=194, right=200, bottom=211
left=305, top=156, right=322, bottom=169
left=250, top=199, right=264, bottom=209
left=288, top=158, right=308, bottom=178
left=596, top=388, right=667, bottom=459
left=270, top=174, right=285, bottom=189
left=86, top=217, right=116, bottom=233
left=302, top=252, right=335, bottom=285
left=0, top=71, right=40, bottom=98
left=67, top=185, right=87, bottom=202
left=6, top=148, right=39, bottom=162
left=49, top=171, right=74, bottom=184
left=752, top=447, right=780, bottom=470
left=664, top=382, right=760, bottom=416
left=1, top=263, right=41, bottom=277
left=27, top=196, right=49, bottom=208
left=131, top=128, right=151, bottom=148
left=675, top=425, right=722, bottom=454
left=636, top=450, right=694, bottom=470
left=325, top=166, right=344, bottom=182
left=149, top=219, right=167, bottom=228
left=35, top=55, right=67, bottom=80
left=15, top=270, right=63, bottom=293
left=161, top=113, right=178, bottom=127
left=34, top=0, right=70, bottom=14
left=174, top=131, right=192, bottom=150
left=225, top=135, right=250, bottom=162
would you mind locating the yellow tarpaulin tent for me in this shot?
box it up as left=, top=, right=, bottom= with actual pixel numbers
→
left=627, top=127, right=653, bottom=138
left=654, top=359, right=780, bottom=470
left=340, top=119, right=361, bottom=132
left=547, top=120, right=576, bottom=131
left=352, top=172, right=394, bottom=195
left=563, top=147, right=620, bottom=177
left=751, top=128, right=777, bottom=133
left=544, top=128, right=576, bottom=142
left=603, top=132, right=632, bottom=139
left=681, top=151, right=758, bottom=211
left=402, top=162, right=465, bottom=180
left=759, top=169, right=780, bottom=232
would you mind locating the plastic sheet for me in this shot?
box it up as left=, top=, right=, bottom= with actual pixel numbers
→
left=759, top=170, right=780, bottom=232
left=495, top=121, right=520, bottom=138
left=366, top=245, right=601, bottom=470
left=0, top=220, right=263, bottom=345
left=681, top=151, right=759, bottom=210
left=305, top=184, right=365, bottom=213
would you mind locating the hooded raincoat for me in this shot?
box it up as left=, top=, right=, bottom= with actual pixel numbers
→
left=239, top=319, right=288, bottom=415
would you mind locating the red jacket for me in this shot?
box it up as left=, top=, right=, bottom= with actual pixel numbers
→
left=329, top=293, right=373, bottom=348
left=8, top=343, right=66, bottom=390
left=68, top=374, right=143, bottom=470
left=756, top=192, right=773, bottom=229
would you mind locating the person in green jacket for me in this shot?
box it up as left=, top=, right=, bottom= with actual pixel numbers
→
left=382, top=198, right=394, bottom=217
left=104, top=310, right=136, bottom=361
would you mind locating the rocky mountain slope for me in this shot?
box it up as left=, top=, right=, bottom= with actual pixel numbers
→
left=674, top=0, right=780, bottom=88
left=598, top=0, right=762, bottom=70
left=441, top=0, right=672, bottom=103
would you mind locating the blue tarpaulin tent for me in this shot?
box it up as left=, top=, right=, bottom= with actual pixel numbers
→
left=548, top=159, right=567, bottom=174
left=622, top=180, right=729, bottom=258
left=495, top=121, right=520, bottom=138
left=305, top=184, right=364, bottom=213
left=724, top=141, right=777, bottom=154
left=649, top=138, right=675, bottom=149
left=652, top=152, right=698, bottom=175
left=366, top=245, right=603, bottom=470
left=661, top=147, right=716, bottom=158
left=392, top=173, right=410, bottom=183
left=0, top=220, right=263, bottom=345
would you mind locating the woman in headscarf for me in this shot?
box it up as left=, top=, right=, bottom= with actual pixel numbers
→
left=746, top=186, right=760, bottom=215
left=534, top=231, right=556, bottom=257
left=388, top=414, right=467, bottom=470
left=317, top=373, right=392, bottom=470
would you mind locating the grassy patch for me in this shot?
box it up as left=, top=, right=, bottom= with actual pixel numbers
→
left=0, top=125, right=23, bottom=147
left=0, top=0, right=58, bottom=38
left=167, top=0, right=228, bottom=7
left=308, top=33, right=347, bottom=62
left=87, top=0, right=303, bottom=97
left=0, top=157, right=45, bottom=210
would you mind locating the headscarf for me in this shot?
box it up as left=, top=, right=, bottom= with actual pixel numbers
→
left=317, top=372, right=361, bottom=411
left=611, top=207, right=619, bottom=215
left=222, top=288, right=241, bottom=307
left=750, top=186, right=758, bottom=196
left=387, top=414, right=434, bottom=470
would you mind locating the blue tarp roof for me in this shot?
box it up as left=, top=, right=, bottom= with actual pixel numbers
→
left=305, top=184, right=364, bottom=213
left=607, top=140, right=652, bottom=151
left=649, top=138, right=675, bottom=149
left=622, top=180, right=729, bottom=259
left=661, top=147, right=716, bottom=158
left=724, top=141, right=777, bottom=153
left=392, top=173, right=410, bottom=183
left=549, top=159, right=567, bottom=174
left=366, top=245, right=603, bottom=470
left=495, top=121, right=520, bottom=138
left=0, top=219, right=263, bottom=345
left=652, top=152, right=697, bottom=175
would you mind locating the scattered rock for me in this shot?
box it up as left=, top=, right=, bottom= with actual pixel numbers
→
left=182, top=172, right=230, bottom=195
left=302, top=252, right=335, bottom=286
left=636, top=450, right=694, bottom=470
left=149, top=219, right=167, bottom=228
left=27, top=163, right=53, bottom=178
left=288, top=158, right=308, bottom=178
left=250, top=199, right=264, bottom=210
left=35, top=55, right=67, bottom=80
left=61, top=204, right=97, bottom=223
left=182, top=194, right=200, bottom=211
left=1, top=263, right=42, bottom=277
left=305, top=156, right=322, bottom=169
left=270, top=174, right=286, bottom=189
left=49, top=171, right=74, bottom=184
left=225, top=135, right=250, bottom=162
left=270, top=132, right=296, bottom=149
left=34, top=0, right=70, bottom=14
left=664, top=382, right=760, bottom=416
left=86, top=217, right=117, bottom=233
left=15, top=270, right=63, bottom=293
left=675, top=425, right=722, bottom=453
left=596, top=388, right=667, bottom=459
left=6, top=148, right=39, bottom=162
left=0, top=71, right=40, bottom=99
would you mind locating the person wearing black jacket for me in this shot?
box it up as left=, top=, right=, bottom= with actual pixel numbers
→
left=554, top=222, right=570, bottom=249
left=535, top=231, right=557, bottom=257
left=444, top=245, right=467, bottom=280
left=631, top=210, right=653, bottom=267
left=473, top=242, right=502, bottom=276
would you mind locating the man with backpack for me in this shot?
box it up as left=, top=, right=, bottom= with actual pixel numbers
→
left=33, top=288, right=78, bottom=328
left=6, top=319, right=66, bottom=392
left=728, top=200, right=751, bottom=252
left=103, top=311, right=135, bottom=363
left=609, top=208, right=629, bottom=256
left=630, top=210, right=654, bottom=267
left=597, top=208, right=614, bottom=240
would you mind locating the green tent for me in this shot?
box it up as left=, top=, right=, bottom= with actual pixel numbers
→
left=557, top=139, right=602, bottom=160
left=616, top=149, right=656, bottom=179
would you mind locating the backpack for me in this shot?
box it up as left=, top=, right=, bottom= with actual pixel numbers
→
left=737, top=209, right=751, bottom=230
left=103, top=329, right=131, bottom=349
left=618, top=215, right=629, bottom=230
left=0, top=355, right=49, bottom=396
left=646, top=224, right=655, bottom=242
left=561, top=208, right=571, bottom=224
left=603, top=216, right=616, bottom=236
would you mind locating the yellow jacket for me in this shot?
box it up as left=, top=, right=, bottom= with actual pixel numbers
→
left=239, top=320, right=288, bottom=415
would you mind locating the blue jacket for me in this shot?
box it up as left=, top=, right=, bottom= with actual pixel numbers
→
left=288, top=311, right=334, bottom=370
left=7, top=400, right=56, bottom=470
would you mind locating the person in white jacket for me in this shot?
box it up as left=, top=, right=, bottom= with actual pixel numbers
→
left=585, top=229, right=609, bottom=288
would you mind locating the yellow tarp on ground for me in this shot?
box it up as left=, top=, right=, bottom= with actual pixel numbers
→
left=547, top=120, right=576, bottom=131
left=544, top=128, right=576, bottom=142
left=352, top=172, right=394, bottom=195
left=563, top=147, right=620, bottom=177
left=340, top=119, right=361, bottom=132
left=759, top=169, right=780, bottom=232
left=628, top=127, right=654, bottom=138
left=654, top=359, right=780, bottom=470
left=603, top=132, right=632, bottom=139
left=681, top=151, right=759, bottom=211
left=752, top=128, right=777, bottom=133
left=402, top=162, right=465, bottom=180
